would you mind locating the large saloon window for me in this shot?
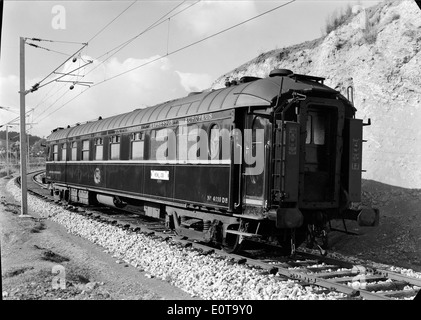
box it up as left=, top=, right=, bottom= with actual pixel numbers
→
left=177, top=124, right=199, bottom=161
left=150, top=128, right=175, bottom=160
left=71, top=141, right=77, bottom=160
left=94, top=138, right=103, bottom=160
left=53, top=144, right=59, bottom=161
left=82, top=140, right=90, bottom=160
left=110, top=135, right=120, bottom=160
left=131, top=132, right=144, bottom=160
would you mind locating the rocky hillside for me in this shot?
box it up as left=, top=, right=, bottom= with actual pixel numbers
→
left=212, top=0, right=421, bottom=189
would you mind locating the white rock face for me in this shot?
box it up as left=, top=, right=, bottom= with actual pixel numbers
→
left=352, top=5, right=364, bottom=14
left=212, top=0, right=421, bottom=188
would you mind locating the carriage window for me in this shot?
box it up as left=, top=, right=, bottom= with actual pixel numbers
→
left=306, top=112, right=325, bottom=145
left=53, top=144, right=59, bottom=161
left=82, top=140, right=90, bottom=160
left=150, top=128, right=174, bottom=160
left=94, top=138, right=103, bottom=160
left=61, top=143, right=67, bottom=161
left=131, top=132, right=144, bottom=160
left=244, top=116, right=268, bottom=199
left=177, top=124, right=200, bottom=160
left=71, top=141, right=77, bottom=160
left=306, top=115, right=312, bottom=144
left=110, top=135, right=120, bottom=160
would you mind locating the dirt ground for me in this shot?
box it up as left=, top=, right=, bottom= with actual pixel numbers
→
left=328, top=179, right=421, bottom=272
left=0, top=176, right=196, bottom=300
left=1, top=176, right=420, bottom=300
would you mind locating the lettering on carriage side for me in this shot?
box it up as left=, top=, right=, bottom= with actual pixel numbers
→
left=288, top=127, right=298, bottom=155
left=351, top=138, right=361, bottom=170
left=125, top=125, right=144, bottom=132
left=151, top=170, right=169, bottom=181
left=185, top=113, right=213, bottom=123
left=206, top=195, right=228, bottom=204
left=150, top=119, right=178, bottom=129
left=148, top=114, right=214, bottom=129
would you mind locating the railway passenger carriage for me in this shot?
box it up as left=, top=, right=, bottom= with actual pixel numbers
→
left=45, top=69, right=379, bottom=254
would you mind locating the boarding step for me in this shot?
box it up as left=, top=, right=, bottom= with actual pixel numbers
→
left=232, top=214, right=265, bottom=220
left=180, top=218, right=202, bottom=228
left=225, top=230, right=261, bottom=237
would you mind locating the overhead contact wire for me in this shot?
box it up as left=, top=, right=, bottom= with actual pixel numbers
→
left=83, top=0, right=192, bottom=78
left=36, top=0, right=296, bottom=124
left=93, top=0, right=296, bottom=86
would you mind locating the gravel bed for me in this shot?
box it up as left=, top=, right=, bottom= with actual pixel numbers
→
left=3, top=179, right=379, bottom=300
left=302, top=247, right=421, bottom=280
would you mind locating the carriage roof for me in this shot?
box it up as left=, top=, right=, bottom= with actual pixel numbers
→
left=46, top=72, right=338, bottom=142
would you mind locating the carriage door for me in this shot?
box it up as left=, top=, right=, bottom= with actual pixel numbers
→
left=243, top=115, right=269, bottom=212
left=303, top=105, right=338, bottom=203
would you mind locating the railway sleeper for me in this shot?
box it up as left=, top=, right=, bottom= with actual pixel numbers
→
left=379, top=288, right=420, bottom=299
left=364, top=280, right=409, bottom=292
left=330, top=274, right=387, bottom=283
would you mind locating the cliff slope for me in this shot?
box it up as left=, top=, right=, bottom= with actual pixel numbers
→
left=212, top=0, right=421, bottom=189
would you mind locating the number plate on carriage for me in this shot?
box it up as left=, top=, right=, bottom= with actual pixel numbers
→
left=150, top=170, right=169, bottom=180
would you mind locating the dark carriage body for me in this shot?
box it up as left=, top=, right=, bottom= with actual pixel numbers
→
left=45, top=69, right=378, bottom=252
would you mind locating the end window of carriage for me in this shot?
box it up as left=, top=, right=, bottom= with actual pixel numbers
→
left=306, top=112, right=326, bottom=145
left=130, top=132, right=144, bottom=160
left=94, top=138, right=103, bottom=160
left=110, top=135, right=120, bottom=160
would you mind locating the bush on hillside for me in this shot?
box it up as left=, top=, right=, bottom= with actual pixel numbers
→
left=325, top=5, right=353, bottom=35
left=363, top=26, right=378, bottom=44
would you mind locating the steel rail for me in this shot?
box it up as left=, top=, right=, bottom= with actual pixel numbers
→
left=21, top=170, right=421, bottom=300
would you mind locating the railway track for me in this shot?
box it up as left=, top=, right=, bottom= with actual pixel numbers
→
left=16, top=170, right=421, bottom=300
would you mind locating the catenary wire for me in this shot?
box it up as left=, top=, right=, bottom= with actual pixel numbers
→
left=92, top=0, right=296, bottom=86
left=34, top=0, right=196, bottom=124
left=83, top=0, right=194, bottom=78
left=28, top=1, right=139, bottom=120
left=31, top=0, right=138, bottom=88
left=86, top=0, right=138, bottom=43
left=33, top=0, right=297, bottom=125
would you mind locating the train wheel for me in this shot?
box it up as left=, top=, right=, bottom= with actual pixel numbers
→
left=277, top=227, right=306, bottom=256
left=306, top=223, right=329, bottom=251
left=222, top=225, right=243, bottom=253
left=321, top=229, right=328, bottom=250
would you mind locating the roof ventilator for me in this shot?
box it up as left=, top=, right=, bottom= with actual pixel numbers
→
left=239, top=76, right=261, bottom=83
left=269, top=69, right=293, bottom=77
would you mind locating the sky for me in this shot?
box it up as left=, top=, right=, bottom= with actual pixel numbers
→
left=0, top=0, right=381, bottom=138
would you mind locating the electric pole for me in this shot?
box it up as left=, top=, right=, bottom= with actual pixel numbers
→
left=19, top=36, right=28, bottom=217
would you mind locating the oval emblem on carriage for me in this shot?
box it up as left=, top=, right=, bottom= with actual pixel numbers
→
left=94, top=168, right=101, bottom=184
